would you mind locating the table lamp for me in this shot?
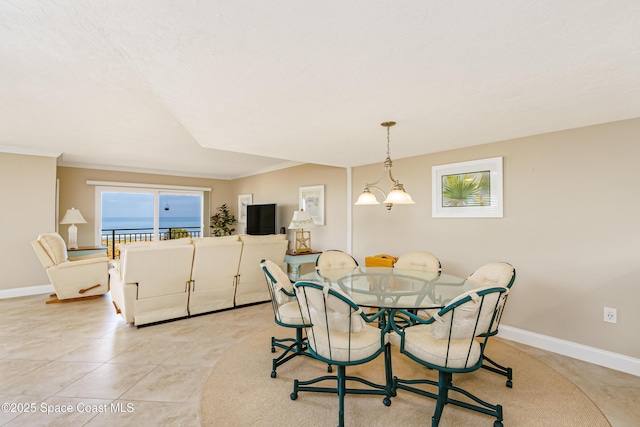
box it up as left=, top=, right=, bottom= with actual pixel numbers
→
left=288, top=210, right=314, bottom=253
left=60, top=207, right=87, bottom=249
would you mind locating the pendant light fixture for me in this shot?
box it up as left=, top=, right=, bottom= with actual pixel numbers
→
left=355, top=121, right=415, bottom=211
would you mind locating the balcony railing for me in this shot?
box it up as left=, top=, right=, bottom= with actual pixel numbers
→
left=101, top=227, right=202, bottom=259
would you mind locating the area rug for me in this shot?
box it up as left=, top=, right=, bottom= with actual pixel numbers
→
left=200, top=326, right=610, bottom=426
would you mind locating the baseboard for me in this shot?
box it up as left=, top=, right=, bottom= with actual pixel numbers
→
left=498, top=324, right=640, bottom=377
left=0, top=284, right=54, bottom=299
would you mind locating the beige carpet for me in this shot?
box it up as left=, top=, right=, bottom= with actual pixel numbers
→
left=200, top=326, right=610, bottom=426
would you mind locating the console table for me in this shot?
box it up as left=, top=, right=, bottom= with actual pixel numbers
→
left=67, top=246, right=108, bottom=259
left=284, top=250, right=322, bottom=281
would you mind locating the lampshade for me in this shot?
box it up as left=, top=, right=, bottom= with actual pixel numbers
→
left=60, top=208, right=87, bottom=225
left=288, top=210, right=314, bottom=230
left=354, top=188, right=380, bottom=205
left=383, top=186, right=415, bottom=205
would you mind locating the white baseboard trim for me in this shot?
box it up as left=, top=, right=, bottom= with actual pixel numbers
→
left=498, top=324, right=640, bottom=377
left=0, top=284, right=54, bottom=299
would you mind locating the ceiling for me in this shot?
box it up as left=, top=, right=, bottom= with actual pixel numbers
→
left=1, top=1, right=639, bottom=179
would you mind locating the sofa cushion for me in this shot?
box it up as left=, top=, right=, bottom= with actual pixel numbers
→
left=239, top=234, right=286, bottom=243
left=192, top=235, right=240, bottom=246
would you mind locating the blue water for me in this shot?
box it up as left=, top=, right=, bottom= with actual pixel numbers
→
left=102, top=216, right=202, bottom=232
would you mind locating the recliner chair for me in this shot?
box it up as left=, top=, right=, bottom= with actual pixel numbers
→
left=31, top=233, right=109, bottom=303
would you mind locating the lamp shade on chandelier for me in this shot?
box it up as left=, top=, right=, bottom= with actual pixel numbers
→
left=355, top=121, right=415, bottom=211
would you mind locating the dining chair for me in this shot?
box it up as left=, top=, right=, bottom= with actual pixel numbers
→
left=467, top=262, right=516, bottom=387
left=393, top=251, right=442, bottom=317
left=291, top=281, right=392, bottom=427
left=260, top=259, right=313, bottom=378
left=394, top=250, right=441, bottom=273
left=315, top=249, right=358, bottom=270
left=390, top=286, right=510, bottom=427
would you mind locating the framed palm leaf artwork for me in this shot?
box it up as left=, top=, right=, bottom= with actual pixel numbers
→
left=432, top=157, right=503, bottom=218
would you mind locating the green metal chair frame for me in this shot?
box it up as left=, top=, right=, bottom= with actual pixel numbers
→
left=468, top=262, right=516, bottom=387
left=261, top=259, right=314, bottom=378
left=291, top=281, right=392, bottom=427
left=390, top=286, right=509, bottom=427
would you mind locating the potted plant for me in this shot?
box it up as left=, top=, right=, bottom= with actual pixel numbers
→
left=210, top=203, right=236, bottom=236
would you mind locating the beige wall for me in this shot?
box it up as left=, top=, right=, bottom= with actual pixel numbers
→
left=232, top=163, right=348, bottom=261
left=352, top=118, right=640, bottom=358
left=56, top=167, right=235, bottom=247
left=0, top=153, right=57, bottom=291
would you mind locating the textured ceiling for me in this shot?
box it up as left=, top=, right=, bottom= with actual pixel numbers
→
left=1, top=1, right=639, bottom=179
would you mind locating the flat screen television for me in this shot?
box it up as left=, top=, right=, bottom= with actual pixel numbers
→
left=246, top=203, right=277, bottom=235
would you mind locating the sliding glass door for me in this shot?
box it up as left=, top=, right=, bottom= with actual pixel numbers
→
left=97, top=186, right=203, bottom=257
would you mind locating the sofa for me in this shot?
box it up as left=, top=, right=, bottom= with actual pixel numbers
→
left=109, top=234, right=288, bottom=326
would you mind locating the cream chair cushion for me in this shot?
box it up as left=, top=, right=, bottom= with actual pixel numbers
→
left=390, top=324, right=481, bottom=369
left=316, top=250, right=357, bottom=270
left=37, top=233, right=68, bottom=265
left=467, top=262, right=515, bottom=288
left=296, top=284, right=383, bottom=362
left=394, top=251, right=441, bottom=272
left=262, top=259, right=293, bottom=305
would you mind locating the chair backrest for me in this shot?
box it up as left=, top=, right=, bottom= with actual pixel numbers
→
left=466, top=262, right=515, bottom=336
left=316, top=250, right=358, bottom=270
left=427, top=286, right=509, bottom=369
left=261, top=259, right=295, bottom=317
left=31, top=233, right=68, bottom=268
left=394, top=251, right=441, bottom=273
left=467, top=262, right=515, bottom=288
left=294, top=281, right=385, bottom=364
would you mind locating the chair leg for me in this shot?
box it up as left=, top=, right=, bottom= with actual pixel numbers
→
left=270, top=328, right=309, bottom=378
left=393, top=371, right=503, bottom=427
left=291, top=363, right=391, bottom=426
left=337, top=365, right=346, bottom=427
left=482, top=354, right=513, bottom=388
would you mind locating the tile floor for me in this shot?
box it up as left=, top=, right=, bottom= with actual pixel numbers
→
left=0, top=293, right=638, bottom=426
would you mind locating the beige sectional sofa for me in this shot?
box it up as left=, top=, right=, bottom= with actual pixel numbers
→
left=109, top=234, right=288, bottom=326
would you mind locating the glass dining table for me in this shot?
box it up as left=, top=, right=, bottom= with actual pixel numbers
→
left=297, top=266, right=480, bottom=393
left=297, top=266, right=478, bottom=311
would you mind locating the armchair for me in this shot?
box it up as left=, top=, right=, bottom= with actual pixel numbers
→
left=31, top=233, right=109, bottom=303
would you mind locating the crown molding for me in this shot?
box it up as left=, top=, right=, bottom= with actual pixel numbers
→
left=0, top=146, right=61, bottom=158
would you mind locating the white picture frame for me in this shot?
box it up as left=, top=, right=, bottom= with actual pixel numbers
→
left=432, top=157, right=503, bottom=218
left=299, top=185, right=325, bottom=225
left=237, top=194, right=252, bottom=223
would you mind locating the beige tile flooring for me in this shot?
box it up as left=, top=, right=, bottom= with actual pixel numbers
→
left=0, top=293, right=638, bottom=426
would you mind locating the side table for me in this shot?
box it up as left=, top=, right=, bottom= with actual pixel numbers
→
left=67, top=246, right=108, bottom=259
left=284, top=250, right=322, bottom=281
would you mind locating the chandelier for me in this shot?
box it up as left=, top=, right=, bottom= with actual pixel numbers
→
left=355, top=121, right=415, bottom=211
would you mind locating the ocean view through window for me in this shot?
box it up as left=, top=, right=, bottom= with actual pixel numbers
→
left=99, top=189, right=204, bottom=258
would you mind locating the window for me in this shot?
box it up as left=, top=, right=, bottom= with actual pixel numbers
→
left=90, top=181, right=210, bottom=257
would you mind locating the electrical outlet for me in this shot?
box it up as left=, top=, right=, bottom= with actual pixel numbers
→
left=604, top=307, right=617, bottom=323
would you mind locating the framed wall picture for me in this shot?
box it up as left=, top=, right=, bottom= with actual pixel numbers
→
left=432, top=157, right=503, bottom=218
left=299, top=185, right=324, bottom=225
left=237, top=194, right=252, bottom=223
